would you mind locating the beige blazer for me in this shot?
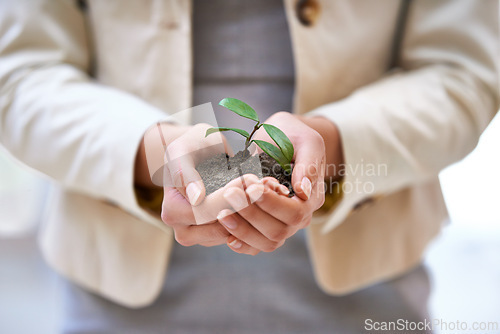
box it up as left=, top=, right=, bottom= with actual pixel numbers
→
left=0, top=0, right=498, bottom=308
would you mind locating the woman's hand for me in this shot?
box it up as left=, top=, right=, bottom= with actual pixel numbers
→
left=217, top=112, right=329, bottom=255
left=136, top=122, right=236, bottom=247
left=255, top=111, right=328, bottom=203
left=141, top=113, right=340, bottom=253
left=162, top=123, right=231, bottom=206
left=162, top=173, right=264, bottom=247
left=217, top=177, right=319, bottom=255
left=159, top=124, right=264, bottom=249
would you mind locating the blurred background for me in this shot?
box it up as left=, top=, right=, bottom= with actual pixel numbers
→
left=1, top=112, right=499, bottom=333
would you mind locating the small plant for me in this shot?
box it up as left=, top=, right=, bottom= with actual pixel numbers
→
left=205, top=98, right=294, bottom=173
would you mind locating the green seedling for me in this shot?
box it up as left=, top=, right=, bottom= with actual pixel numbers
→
left=205, top=98, right=294, bottom=173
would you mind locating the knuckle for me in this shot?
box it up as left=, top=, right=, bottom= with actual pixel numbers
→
left=290, top=208, right=305, bottom=226
left=196, top=122, right=212, bottom=129
left=166, top=141, right=183, bottom=158
left=170, top=169, right=185, bottom=187
left=310, top=129, right=323, bottom=142
left=310, top=131, right=325, bottom=149
left=210, top=225, right=230, bottom=240
left=236, top=228, right=252, bottom=241
left=239, top=248, right=260, bottom=256
left=174, top=232, right=193, bottom=247
left=262, top=241, right=280, bottom=253
left=259, top=187, right=273, bottom=201
left=231, top=245, right=257, bottom=256
left=229, top=247, right=245, bottom=254
left=268, top=228, right=287, bottom=242
left=274, top=111, right=290, bottom=119
left=239, top=205, right=258, bottom=219
left=249, top=249, right=261, bottom=256
left=302, top=216, right=312, bottom=228
left=161, top=208, right=176, bottom=227
left=311, top=163, right=321, bottom=176
left=317, top=194, right=326, bottom=208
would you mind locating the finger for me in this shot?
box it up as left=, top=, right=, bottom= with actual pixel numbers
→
left=226, top=235, right=260, bottom=256
left=191, top=129, right=231, bottom=162
left=249, top=181, right=311, bottom=226
left=164, top=153, right=205, bottom=206
left=174, top=222, right=230, bottom=247
left=190, top=174, right=262, bottom=225
left=225, top=184, right=293, bottom=241
left=164, top=125, right=229, bottom=206
left=217, top=209, right=283, bottom=253
left=166, top=124, right=228, bottom=162
left=263, top=175, right=325, bottom=211
left=291, top=138, right=325, bottom=201
left=262, top=177, right=291, bottom=196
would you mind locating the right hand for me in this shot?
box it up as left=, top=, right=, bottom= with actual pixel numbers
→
left=162, top=123, right=229, bottom=206
left=161, top=173, right=263, bottom=247
left=160, top=123, right=262, bottom=247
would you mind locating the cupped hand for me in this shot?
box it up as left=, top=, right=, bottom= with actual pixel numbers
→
left=216, top=177, right=317, bottom=255
left=161, top=114, right=328, bottom=253
left=163, top=123, right=230, bottom=206
left=254, top=112, right=326, bottom=203
left=160, top=123, right=231, bottom=247
left=162, top=173, right=264, bottom=248
left=161, top=123, right=275, bottom=250
left=217, top=113, right=327, bottom=255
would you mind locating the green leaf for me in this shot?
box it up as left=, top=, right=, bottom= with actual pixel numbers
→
left=205, top=127, right=249, bottom=139
left=219, top=98, right=259, bottom=123
left=262, top=124, right=294, bottom=163
left=253, top=140, right=292, bottom=173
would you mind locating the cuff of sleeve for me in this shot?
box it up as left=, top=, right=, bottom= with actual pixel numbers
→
left=308, top=96, right=384, bottom=233
left=134, top=186, right=164, bottom=217
left=315, top=178, right=344, bottom=216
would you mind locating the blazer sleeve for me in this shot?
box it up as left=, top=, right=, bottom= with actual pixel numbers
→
left=0, top=0, right=172, bottom=229
left=310, top=0, right=499, bottom=232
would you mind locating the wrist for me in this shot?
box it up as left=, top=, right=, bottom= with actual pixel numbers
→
left=134, top=122, right=187, bottom=188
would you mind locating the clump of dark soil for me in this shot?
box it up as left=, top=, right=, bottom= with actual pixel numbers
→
left=196, top=150, right=294, bottom=197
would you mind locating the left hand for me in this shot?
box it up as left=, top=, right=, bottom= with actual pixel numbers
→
left=258, top=111, right=328, bottom=202
left=217, top=176, right=321, bottom=255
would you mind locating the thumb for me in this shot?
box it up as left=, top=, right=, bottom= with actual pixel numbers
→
left=291, top=141, right=325, bottom=201
left=164, top=151, right=206, bottom=206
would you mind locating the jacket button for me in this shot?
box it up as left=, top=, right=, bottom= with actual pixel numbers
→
left=296, top=0, right=320, bottom=26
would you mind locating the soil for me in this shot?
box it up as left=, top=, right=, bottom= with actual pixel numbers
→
left=196, top=150, right=294, bottom=197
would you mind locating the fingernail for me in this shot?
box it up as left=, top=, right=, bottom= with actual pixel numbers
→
left=218, top=212, right=238, bottom=230
left=264, top=178, right=279, bottom=188
left=301, top=177, right=312, bottom=200
left=247, top=173, right=262, bottom=182
left=217, top=209, right=233, bottom=221
left=278, top=184, right=290, bottom=196
left=224, top=188, right=249, bottom=211
left=229, top=239, right=242, bottom=249
left=264, top=178, right=289, bottom=196
left=186, top=182, right=202, bottom=205
left=246, top=184, right=264, bottom=203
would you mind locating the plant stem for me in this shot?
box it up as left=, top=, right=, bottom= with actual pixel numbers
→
left=244, top=123, right=261, bottom=151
